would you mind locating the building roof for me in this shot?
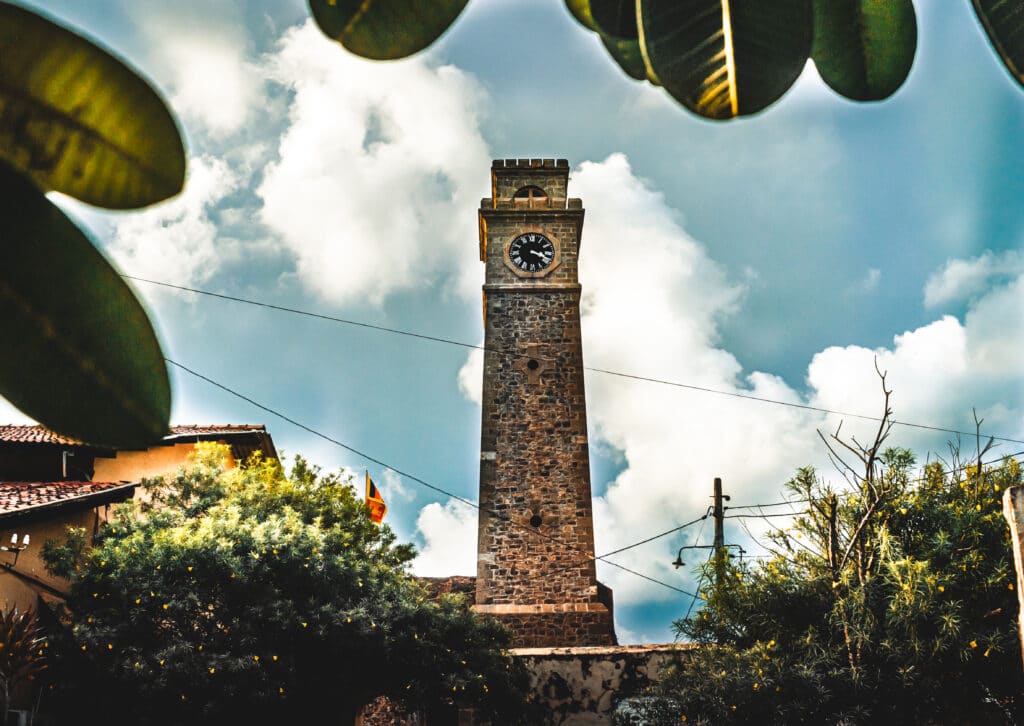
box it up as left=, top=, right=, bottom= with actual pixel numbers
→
left=0, top=480, right=138, bottom=524
left=0, top=424, right=269, bottom=446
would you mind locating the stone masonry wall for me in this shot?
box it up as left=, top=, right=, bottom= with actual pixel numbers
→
left=490, top=158, right=570, bottom=201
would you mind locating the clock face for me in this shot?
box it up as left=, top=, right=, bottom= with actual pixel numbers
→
left=509, top=233, right=555, bottom=273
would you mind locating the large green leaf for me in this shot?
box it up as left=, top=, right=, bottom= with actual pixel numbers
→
left=591, top=0, right=639, bottom=40
left=602, top=35, right=648, bottom=80
left=0, top=3, right=185, bottom=209
left=566, top=0, right=600, bottom=32
left=812, top=0, right=917, bottom=101
left=0, top=161, right=169, bottom=449
left=638, top=0, right=813, bottom=120
left=308, top=0, right=468, bottom=60
left=973, top=0, right=1024, bottom=87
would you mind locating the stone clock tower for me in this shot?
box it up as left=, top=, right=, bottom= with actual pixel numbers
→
left=473, top=159, right=616, bottom=648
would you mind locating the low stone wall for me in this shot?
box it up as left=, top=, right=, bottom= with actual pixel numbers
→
left=360, top=644, right=693, bottom=726
left=513, top=643, right=694, bottom=725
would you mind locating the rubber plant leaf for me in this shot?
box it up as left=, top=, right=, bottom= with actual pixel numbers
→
left=308, top=0, right=469, bottom=60
left=591, top=0, right=639, bottom=39
left=0, top=3, right=185, bottom=209
left=566, top=0, right=600, bottom=32
left=812, top=0, right=917, bottom=101
left=602, top=35, right=648, bottom=80
left=638, top=0, right=813, bottom=120
left=972, top=0, right=1024, bottom=87
left=0, top=161, right=170, bottom=449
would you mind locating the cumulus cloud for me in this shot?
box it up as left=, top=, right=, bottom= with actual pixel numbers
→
left=258, top=22, right=490, bottom=307
left=811, top=271, right=1024, bottom=453
left=411, top=500, right=477, bottom=577
left=570, top=155, right=826, bottom=602
left=105, top=155, right=241, bottom=286
left=119, top=1, right=264, bottom=136
left=923, top=249, right=1024, bottom=308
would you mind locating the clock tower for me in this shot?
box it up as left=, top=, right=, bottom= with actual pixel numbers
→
left=474, top=159, right=616, bottom=648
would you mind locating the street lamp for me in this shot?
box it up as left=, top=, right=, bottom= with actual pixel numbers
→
left=672, top=543, right=745, bottom=569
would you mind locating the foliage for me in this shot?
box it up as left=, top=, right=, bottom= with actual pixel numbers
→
left=0, top=606, right=47, bottom=718
left=0, top=1, right=181, bottom=447
left=311, top=0, right=1024, bottom=121
left=42, top=445, right=531, bottom=725
left=660, top=435, right=1024, bottom=724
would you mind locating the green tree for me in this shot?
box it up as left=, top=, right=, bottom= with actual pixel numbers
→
left=661, top=393, right=1024, bottom=724
left=41, top=444, right=530, bottom=725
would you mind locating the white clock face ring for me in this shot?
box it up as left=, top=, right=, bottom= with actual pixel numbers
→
left=509, top=232, right=555, bottom=272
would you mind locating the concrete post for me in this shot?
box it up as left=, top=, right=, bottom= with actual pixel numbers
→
left=1001, top=486, right=1024, bottom=668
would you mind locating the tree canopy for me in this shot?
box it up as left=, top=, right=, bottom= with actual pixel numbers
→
left=660, top=432, right=1024, bottom=724
left=42, top=445, right=530, bottom=725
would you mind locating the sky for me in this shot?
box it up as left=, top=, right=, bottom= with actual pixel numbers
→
left=5, top=0, right=1024, bottom=643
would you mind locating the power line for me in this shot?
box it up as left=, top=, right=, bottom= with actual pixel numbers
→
left=165, top=358, right=693, bottom=597
left=725, top=499, right=810, bottom=511
left=129, top=276, right=1024, bottom=446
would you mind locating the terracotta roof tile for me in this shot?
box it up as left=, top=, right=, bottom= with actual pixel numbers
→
left=0, top=424, right=267, bottom=447
left=0, top=481, right=137, bottom=517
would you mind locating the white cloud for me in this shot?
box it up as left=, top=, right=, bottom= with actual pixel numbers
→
left=120, top=1, right=264, bottom=136
left=382, top=469, right=414, bottom=502
left=411, top=499, right=477, bottom=577
left=105, top=155, right=241, bottom=286
left=0, top=399, right=36, bottom=426
left=257, top=22, right=490, bottom=307
left=810, top=271, right=1024, bottom=453
left=457, top=348, right=483, bottom=405
left=923, top=249, right=1024, bottom=308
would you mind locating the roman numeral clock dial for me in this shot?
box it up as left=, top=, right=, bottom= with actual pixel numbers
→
left=509, top=232, right=554, bottom=272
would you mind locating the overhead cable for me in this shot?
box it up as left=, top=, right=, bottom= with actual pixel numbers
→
left=128, top=276, right=1024, bottom=446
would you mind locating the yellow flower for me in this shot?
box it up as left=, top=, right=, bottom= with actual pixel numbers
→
left=187, top=566, right=193, bottom=572
left=81, top=645, right=87, bottom=651
left=302, top=622, right=308, bottom=628
left=938, top=586, right=945, bottom=593
left=753, top=683, right=759, bottom=690
left=254, top=655, right=260, bottom=662
left=1010, top=583, right=1015, bottom=591
left=135, top=598, right=141, bottom=605
left=731, top=705, right=737, bottom=711
left=272, top=655, right=278, bottom=661
left=209, top=668, right=215, bottom=674
left=107, top=644, right=113, bottom=650
left=279, top=687, right=284, bottom=695
left=970, top=640, right=978, bottom=649
left=976, top=505, right=982, bottom=511
left=163, top=604, right=169, bottom=610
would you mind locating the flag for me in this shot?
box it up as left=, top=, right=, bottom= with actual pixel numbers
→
left=365, top=472, right=386, bottom=524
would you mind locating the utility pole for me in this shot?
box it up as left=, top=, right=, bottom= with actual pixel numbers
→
left=712, top=477, right=729, bottom=583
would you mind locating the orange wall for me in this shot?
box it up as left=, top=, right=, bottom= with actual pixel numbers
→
left=0, top=505, right=113, bottom=612
left=93, top=443, right=238, bottom=483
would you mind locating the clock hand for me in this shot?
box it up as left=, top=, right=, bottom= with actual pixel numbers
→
left=529, top=249, right=547, bottom=258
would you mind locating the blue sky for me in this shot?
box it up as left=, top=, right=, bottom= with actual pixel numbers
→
left=5, top=0, right=1023, bottom=643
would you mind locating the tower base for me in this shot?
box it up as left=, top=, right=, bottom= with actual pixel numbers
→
left=473, top=603, right=617, bottom=648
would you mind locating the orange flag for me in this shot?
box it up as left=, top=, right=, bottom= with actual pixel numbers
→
left=365, top=472, right=386, bottom=524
